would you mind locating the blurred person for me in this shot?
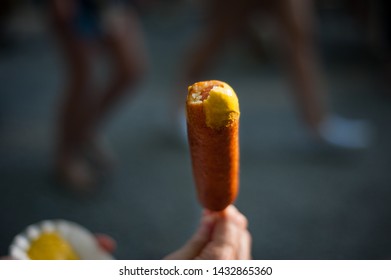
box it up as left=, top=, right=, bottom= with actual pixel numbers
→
left=174, top=0, right=371, bottom=149
left=50, top=0, right=148, bottom=191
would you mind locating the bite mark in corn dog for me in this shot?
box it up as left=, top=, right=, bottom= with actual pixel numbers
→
left=186, top=80, right=240, bottom=211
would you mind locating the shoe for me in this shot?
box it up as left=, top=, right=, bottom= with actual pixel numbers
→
left=316, top=114, right=373, bottom=149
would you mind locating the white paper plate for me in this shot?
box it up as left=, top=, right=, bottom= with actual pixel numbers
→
left=9, top=220, right=113, bottom=260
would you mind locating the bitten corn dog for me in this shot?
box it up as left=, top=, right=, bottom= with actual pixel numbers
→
left=186, top=80, right=240, bottom=211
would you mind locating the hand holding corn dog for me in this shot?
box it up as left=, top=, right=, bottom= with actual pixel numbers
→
left=164, top=205, right=251, bottom=260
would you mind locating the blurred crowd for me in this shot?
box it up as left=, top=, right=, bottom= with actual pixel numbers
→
left=1, top=0, right=386, bottom=189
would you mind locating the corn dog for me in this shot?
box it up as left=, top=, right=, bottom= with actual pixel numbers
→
left=186, top=80, right=240, bottom=211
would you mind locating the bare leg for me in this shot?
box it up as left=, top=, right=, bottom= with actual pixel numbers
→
left=180, top=0, right=255, bottom=84
left=53, top=22, right=98, bottom=189
left=97, top=8, right=147, bottom=120
left=274, top=0, right=372, bottom=148
left=81, top=7, right=148, bottom=165
left=273, top=0, right=327, bottom=131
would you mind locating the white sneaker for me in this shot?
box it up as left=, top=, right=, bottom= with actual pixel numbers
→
left=317, top=114, right=373, bottom=149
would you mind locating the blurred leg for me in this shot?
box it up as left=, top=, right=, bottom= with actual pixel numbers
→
left=273, top=0, right=327, bottom=130
left=51, top=3, right=98, bottom=190
left=273, top=0, right=372, bottom=148
left=96, top=7, right=147, bottom=121
left=58, top=39, right=93, bottom=156
left=182, top=0, right=254, bottom=83
left=81, top=7, right=148, bottom=166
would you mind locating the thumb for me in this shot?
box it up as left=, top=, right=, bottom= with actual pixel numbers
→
left=164, top=213, right=216, bottom=260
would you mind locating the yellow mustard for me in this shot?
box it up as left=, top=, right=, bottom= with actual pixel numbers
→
left=27, top=232, right=79, bottom=260
left=203, top=83, right=240, bottom=129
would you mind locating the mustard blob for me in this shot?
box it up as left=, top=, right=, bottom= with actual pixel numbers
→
left=203, top=84, right=240, bottom=129
left=27, top=232, right=79, bottom=260
left=187, top=80, right=240, bottom=129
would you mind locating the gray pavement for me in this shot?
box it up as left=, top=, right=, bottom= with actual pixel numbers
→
left=1, top=4, right=391, bottom=259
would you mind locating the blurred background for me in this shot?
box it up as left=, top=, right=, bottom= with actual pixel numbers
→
left=0, top=0, right=391, bottom=259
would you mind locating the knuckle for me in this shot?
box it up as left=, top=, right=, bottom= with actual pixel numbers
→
left=209, top=245, right=236, bottom=260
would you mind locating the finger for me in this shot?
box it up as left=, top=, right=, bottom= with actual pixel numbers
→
left=237, top=230, right=252, bottom=260
left=196, top=242, right=236, bottom=260
left=197, top=217, right=241, bottom=260
left=196, top=221, right=239, bottom=259
left=164, top=214, right=217, bottom=260
left=209, top=208, right=249, bottom=259
left=95, top=234, right=116, bottom=253
left=212, top=218, right=239, bottom=247
left=220, top=205, right=248, bottom=229
left=196, top=206, right=251, bottom=260
left=231, top=209, right=248, bottom=229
